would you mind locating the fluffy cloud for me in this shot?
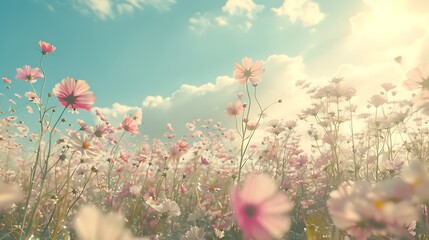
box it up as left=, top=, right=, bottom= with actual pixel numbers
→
left=94, top=0, right=429, bottom=139
left=189, top=13, right=212, bottom=33
left=215, top=16, right=228, bottom=26
left=344, top=0, right=429, bottom=68
left=271, top=0, right=325, bottom=27
left=222, top=0, right=264, bottom=18
left=94, top=103, right=142, bottom=125
left=75, top=0, right=113, bottom=19
left=71, top=0, right=175, bottom=19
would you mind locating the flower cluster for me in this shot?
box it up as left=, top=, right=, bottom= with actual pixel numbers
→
left=1, top=41, right=429, bottom=240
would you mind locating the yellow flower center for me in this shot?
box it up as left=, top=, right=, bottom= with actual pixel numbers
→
left=373, top=199, right=385, bottom=210
left=82, top=141, right=90, bottom=149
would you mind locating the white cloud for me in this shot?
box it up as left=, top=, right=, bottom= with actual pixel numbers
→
left=189, top=13, right=212, bottom=33
left=95, top=103, right=142, bottom=119
left=222, top=0, right=264, bottom=18
left=47, top=4, right=55, bottom=12
left=70, top=0, right=175, bottom=19
left=77, top=0, right=113, bottom=19
left=117, top=3, right=135, bottom=14
left=140, top=0, right=176, bottom=11
left=215, top=16, right=228, bottom=26
left=93, top=0, right=429, bottom=140
left=142, top=95, right=170, bottom=108
left=345, top=0, right=429, bottom=68
left=272, top=0, right=325, bottom=27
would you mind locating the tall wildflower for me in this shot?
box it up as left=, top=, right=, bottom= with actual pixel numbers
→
left=233, top=57, right=265, bottom=85
left=52, top=77, right=96, bottom=111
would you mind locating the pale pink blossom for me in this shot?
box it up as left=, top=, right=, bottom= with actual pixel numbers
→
left=231, top=174, right=293, bottom=240
left=134, top=109, right=143, bottom=125
left=328, top=182, right=418, bottom=239
left=201, top=156, right=209, bottom=165
left=368, top=94, right=388, bottom=107
left=15, top=65, right=44, bottom=83
left=166, top=123, right=174, bottom=132
left=147, top=199, right=181, bottom=218
left=24, top=91, right=40, bottom=103
left=234, top=57, right=265, bottom=85
left=226, top=102, right=244, bottom=117
left=26, top=106, right=33, bottom=114
left=2, top=77, right=11, bottom=83
left=381, top=83, right=396, bottom=92
left=52, top=77, right=95, bottom=111
left=404, top=63, right=429, bottom=92
left=121, top=116, right=139, bottom=135
left=38, top=41, right=56, bottom=55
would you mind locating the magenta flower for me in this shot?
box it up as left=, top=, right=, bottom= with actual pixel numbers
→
left=234, top=57, right=265, bottom=85
left=39, top=41, right=56, bottom=55
left=52, top=77, right=96, bottom=111
left=231, top=174, right=293, bottom=240
left=15, top=65, right=44, bottom=83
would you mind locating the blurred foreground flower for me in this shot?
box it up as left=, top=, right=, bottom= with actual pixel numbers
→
left=0, top=182, right=24, bottom=211
left=327, top=182, right=418, bottom=239
left=74, top=205, right=144, bottom=240
left=231, top=174, right=293, bottom=240
left=234, top=57, right=264, bottom=85
left=53, top=77, right=96, bottom=111
left=15, top=65, right=44, bottom=83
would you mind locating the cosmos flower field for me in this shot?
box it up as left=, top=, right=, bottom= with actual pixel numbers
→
left=1, top=41, right=429, bottom=240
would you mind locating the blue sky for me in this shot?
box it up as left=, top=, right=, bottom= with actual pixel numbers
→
left=1, top=0, right=428, bottom=138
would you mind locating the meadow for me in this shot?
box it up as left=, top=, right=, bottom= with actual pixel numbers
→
left=1, top=41, right=429, bottom=240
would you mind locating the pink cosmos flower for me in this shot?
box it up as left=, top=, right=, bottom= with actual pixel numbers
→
left=404, top=63, right=429, bottom=92
left=38, top=41, right=56, bottom=55
left=121, top=116, right=139, bottom=135
left=166, top=123, right=174, bottom=132
left=234, top=57, right=265, bottom=85
left=26, top=106, right=33, bottom=114
left=2, top=77, right=11, bottom=83
left=15, top=65, right=44, bottom=83
left=231, top=174, right=293, bottom=240
left=328, top=182, right=418, bottom=239
left=52, top=77, right=96, bottom=111
left=24, top=91, right=40, bottom=103
left=226, top=102, right=244, bottom=117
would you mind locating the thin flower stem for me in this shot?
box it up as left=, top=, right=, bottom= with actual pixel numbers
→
left=22, top=106, right=68, bottom=239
